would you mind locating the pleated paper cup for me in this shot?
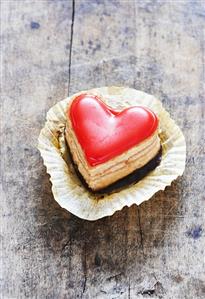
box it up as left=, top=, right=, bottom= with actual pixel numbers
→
left=38, top=87, right=186, bottom=221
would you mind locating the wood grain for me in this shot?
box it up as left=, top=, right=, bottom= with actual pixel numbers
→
left=1, top=0, right=205, bottom=298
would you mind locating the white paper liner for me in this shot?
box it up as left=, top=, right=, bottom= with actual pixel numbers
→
left=38, top=87, right=186, bottom=221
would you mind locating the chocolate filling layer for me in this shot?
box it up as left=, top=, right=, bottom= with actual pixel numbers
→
left=68, top=147, right=162, bottom=195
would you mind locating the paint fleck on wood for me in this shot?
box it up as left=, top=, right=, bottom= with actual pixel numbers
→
left=30, top=21, right=40, bottom=29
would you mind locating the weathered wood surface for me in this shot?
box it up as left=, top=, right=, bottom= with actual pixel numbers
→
left=1, top=1, right=205, bottom=298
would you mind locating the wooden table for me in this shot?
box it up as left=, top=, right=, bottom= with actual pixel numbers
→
left=1, top=1, right=205, bottom=298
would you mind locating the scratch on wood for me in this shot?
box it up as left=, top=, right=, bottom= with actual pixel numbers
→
left=81, top=240, right=87, bottom=298
left=100, top=289, right=107, bottom=294
left=106, top=273, right=122, bottom=281
left=128, top=277, right=131, bottom=299
left=61, top=238, right=70, bottom=253
left=68, top=0, right=75, bottom=95
left=140, top=288, right=155, bottom=296
left=137, top=207, right=145, bottom=258
left=138, top=280, right=164, bottom=297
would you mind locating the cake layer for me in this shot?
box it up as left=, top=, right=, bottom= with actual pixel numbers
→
left=66, top=118, right=160, bottom=190
left=69, top=146, right=162, bottom=194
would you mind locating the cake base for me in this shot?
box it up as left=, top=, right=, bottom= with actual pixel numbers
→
left=68, top=147, right=162, bottom=195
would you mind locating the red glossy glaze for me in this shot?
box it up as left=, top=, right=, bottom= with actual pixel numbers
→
left=69, top=94, right=158, bottom=166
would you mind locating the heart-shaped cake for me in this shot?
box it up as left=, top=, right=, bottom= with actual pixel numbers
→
left=66, top=93, right=161, bottom=192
